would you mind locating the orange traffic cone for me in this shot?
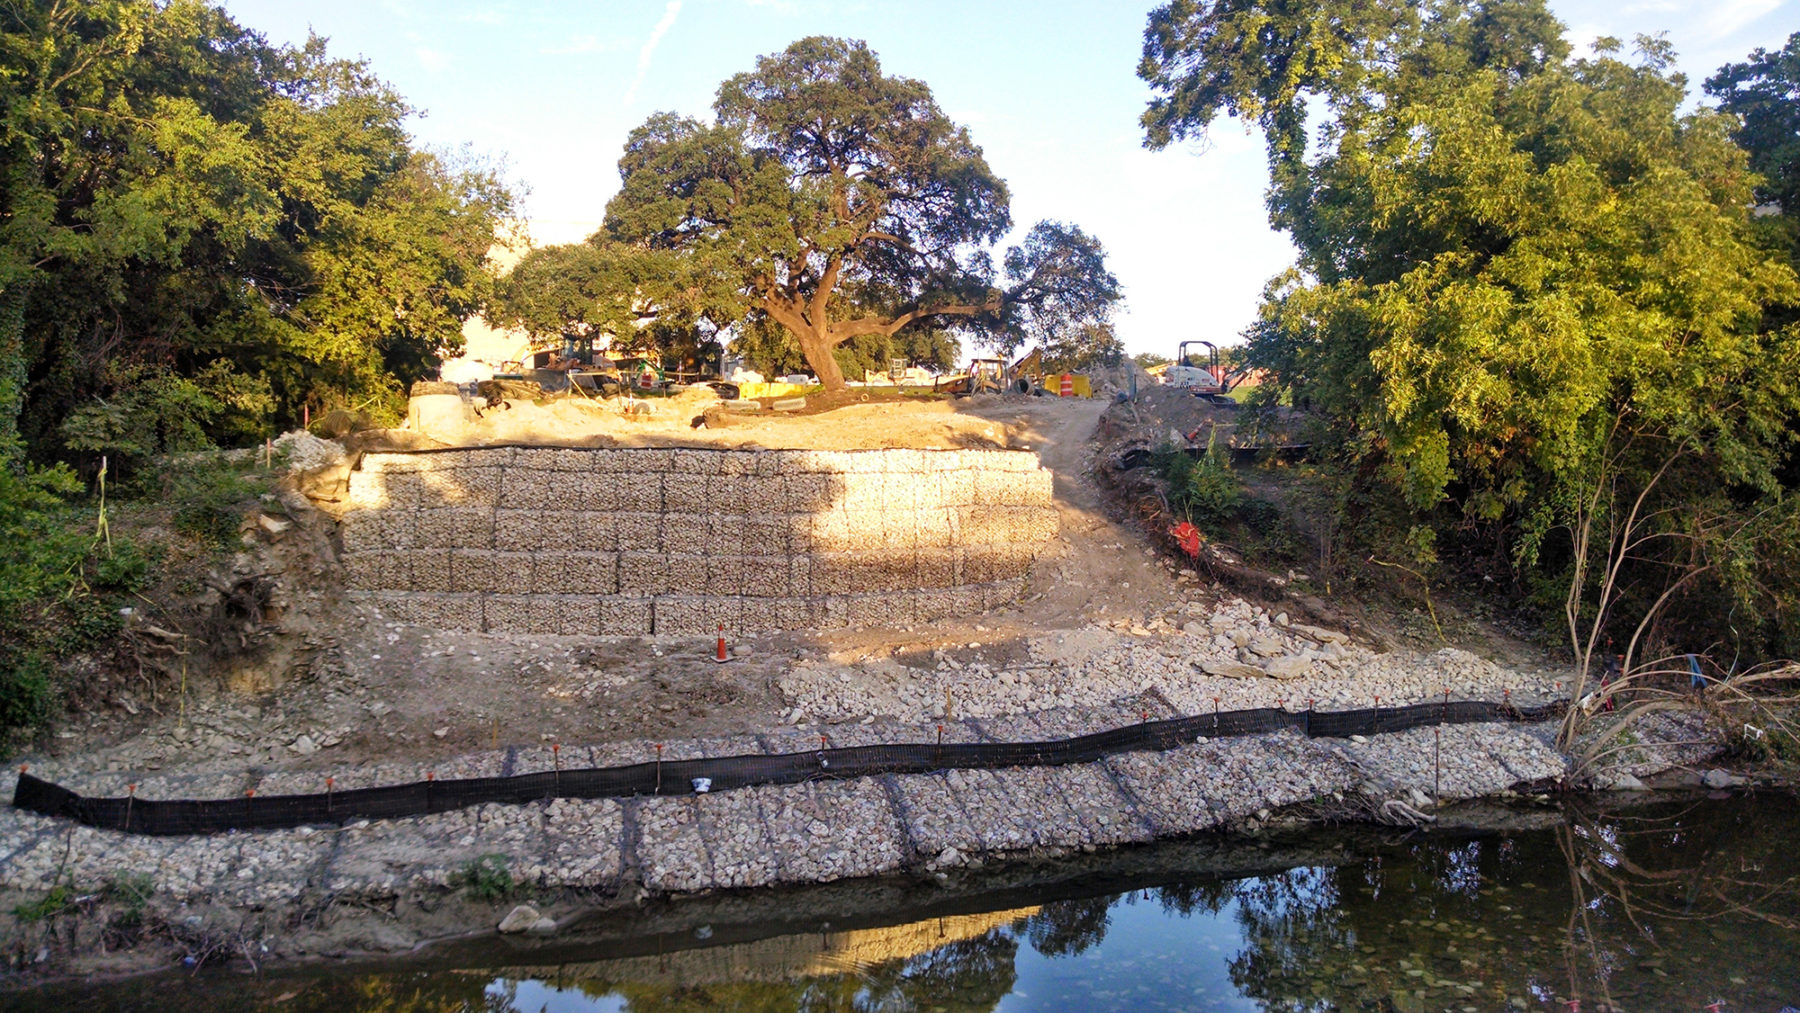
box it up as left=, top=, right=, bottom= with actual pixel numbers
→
left=714, top=622, right=729, bottom=663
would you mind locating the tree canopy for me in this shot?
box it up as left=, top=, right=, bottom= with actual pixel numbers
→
left=0, top=0, right=514, bottom=469
left=600, top=37, right=1121, bottom=389
left=1141, top=0, right=1800, bottom=657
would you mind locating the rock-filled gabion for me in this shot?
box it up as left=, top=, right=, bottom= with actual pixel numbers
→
left=338, top=447, right=1057, bottom=634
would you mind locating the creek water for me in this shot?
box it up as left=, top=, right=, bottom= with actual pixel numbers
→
left=14, top=792, right=1799, bottom=1012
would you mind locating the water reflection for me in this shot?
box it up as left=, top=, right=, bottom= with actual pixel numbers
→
left=13, top=794, right=1799, bottom=1013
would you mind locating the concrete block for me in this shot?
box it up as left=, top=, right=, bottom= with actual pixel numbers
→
left=616, top=513, right=661, bottom=552
left=547, top=449, right=593, bottom=471
left=338, top=511, right=384, bottom=554
left=785, top=514, right=814, bottom=555
left=595, top=596, right=649, bottom=635
left=653, top=595, right=734, bottom=635
left=916, top=547, right=959, bottom=588
left=664, top=554, right=708, bottom=595
left=783, top=472, right=836, bottom=513
left=669, top=448, right=715, bottom=474
left=536, top=553, right=617, bottom=595
left=566, top=480, right=618, bottom=512
left=846, top=590, right=911, bottom=629
left=752, top=450, right=802, bottom=477
left=586, top=449, right=631, bottom=473
left=414, top=508, right=482, bottom=549
left=572, top=511, right=617, bottom=551
left=421, top=467, right=499, bottom=509
left=498, top=468, right=551, bottom=509
left=614, top=473, right=662, bottom=512
left=662, top=473, right=708, bottom=508
left=409, top=550, right=454, bottom=593
left=482, top=595, right=533, bottom=634
left=706, top=554, right=747, bottom=596
left=739, top=515, right=788, bottom=555
left=341, top=552, right=381, bottom=591
left=617, top=553, right=670, bottom=596
left=455, top=447, right=515, bottom=469
left=838, top=473, right=886, bottom=512
left=515, top=448, right=560, bottom=471
left=493, top=510, right=544, bottom=551
left=659, top=513, right=708, bottom=553
left=523, top=596, right=563, bottom=634
left=738, top=556, right=788, bottom=597
left=704, top=513, right=746, bottom=557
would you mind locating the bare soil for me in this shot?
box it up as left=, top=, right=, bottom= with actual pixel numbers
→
left=25, top=389, right=1556, bottom=782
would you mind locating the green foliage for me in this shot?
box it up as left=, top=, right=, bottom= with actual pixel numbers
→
left=1707, top=32, right=1800, bottom=222
left=456, top=853, right=514, bottom=903
left=0, top=1, right=515, bottom=465
left=600, top=37, right=1120, bottom=390
left=1157, top=437, right=1241, bottom=527
left=1141, top=1, right=1800, bottom=659
left=0, top=460, right=177, bottom=745
left=162, top=457, right=266, bottom=548
left=105, top=871, right=156, bottom=927
left=12, top=885, right=71, bottom=924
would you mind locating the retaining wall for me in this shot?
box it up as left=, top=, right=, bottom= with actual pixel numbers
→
left=338, top=447, right=1057, bottom=635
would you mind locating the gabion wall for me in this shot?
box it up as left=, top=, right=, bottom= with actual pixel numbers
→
left=338, top=447, right=1058, bottom=635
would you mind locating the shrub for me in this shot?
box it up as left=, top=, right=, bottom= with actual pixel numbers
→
left=456, top=854, right=514, bottom=902
left=12, top=885, right=71, bottom=923
left=1158, top=434, right=1241, bottom=527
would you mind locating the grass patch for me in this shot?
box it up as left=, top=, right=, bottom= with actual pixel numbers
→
left=456, top=854, right=515, bottom=902
left=12, top=885, right=72, bottom=923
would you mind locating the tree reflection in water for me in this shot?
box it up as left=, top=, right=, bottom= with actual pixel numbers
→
left=15, top=797, right=1797, bottom=1013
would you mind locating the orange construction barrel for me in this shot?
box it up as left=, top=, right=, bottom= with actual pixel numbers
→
left=1059, top=373, right=1074, bottom=397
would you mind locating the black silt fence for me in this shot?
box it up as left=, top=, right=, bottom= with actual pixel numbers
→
left=11, top=698, right=1562, bottom=837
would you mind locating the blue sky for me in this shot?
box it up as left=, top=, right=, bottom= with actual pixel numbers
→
left=219, top=0, right=1799, bottom=358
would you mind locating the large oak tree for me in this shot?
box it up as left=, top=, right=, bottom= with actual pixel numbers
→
left=601, top=37, right=1120, bottom=390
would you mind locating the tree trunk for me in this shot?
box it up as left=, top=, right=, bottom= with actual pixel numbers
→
left=795, top=325, right=847, bottom=391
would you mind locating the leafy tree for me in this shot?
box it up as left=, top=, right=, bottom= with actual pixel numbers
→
left=0, top=1, right=514, bottom=469
left=1140, top=0, right=1800, bottom=658
left=602, top=37, right=1120, bottom=390
left=1707, top=32, right=1800, bottom=220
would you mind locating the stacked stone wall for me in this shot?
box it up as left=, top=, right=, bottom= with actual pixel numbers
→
left=339, top=447, right=1057, bottom=634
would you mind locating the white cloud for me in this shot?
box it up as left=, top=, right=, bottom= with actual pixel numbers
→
left=416, top=46, right=448, bottom=72
left=1699, top=0, right=1783, bottom=41
left=623, top=1, right=683, bottom=107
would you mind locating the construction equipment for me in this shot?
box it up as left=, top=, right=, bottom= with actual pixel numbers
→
left=934, top=357, right=1008, bottom=396
left=1165, top=340, right=1248, bottom=405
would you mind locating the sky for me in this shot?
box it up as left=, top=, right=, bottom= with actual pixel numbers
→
left=217, top=0, right=1800, bottom=360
